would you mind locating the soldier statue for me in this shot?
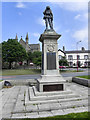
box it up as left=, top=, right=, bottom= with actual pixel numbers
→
left=43, top=6, right=53, bottom=30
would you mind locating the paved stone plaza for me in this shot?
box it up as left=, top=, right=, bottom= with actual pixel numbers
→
left=0, top=81, right=89, bottom=119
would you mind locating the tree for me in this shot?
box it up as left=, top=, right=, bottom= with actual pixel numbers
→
left=32, top=51, right=42, bottom=67
left=2, top=39, right=27, bottom=69
left=27, top=51, right=42, bottom=67
left=27, top=51, right=33, bottom=65
left=59, top=56, right=68, bottom=66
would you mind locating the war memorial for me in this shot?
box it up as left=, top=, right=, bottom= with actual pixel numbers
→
left=37, top=6, right=66, bottom=92
left=0, top=6, right=88, bottom=119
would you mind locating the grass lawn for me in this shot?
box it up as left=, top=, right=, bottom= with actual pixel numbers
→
left=60, top=70, right=83, bottom=73
left=2, top=69, right=84, bottom=76
left=77, top=75, right=90, bottom=79
left=4, top=112, right=89, bottom=120
left=0, top=80, right=3, bottom=82
left=2, top=69, right=41, bottom=76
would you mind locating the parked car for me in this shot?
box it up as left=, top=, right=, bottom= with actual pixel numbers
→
left=30, top=62, right=34, bottom=66
left=80, top=64, right=87, bottom=68
left=59, top=66, right=66, bottom=69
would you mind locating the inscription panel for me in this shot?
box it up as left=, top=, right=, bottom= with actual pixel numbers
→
left=47, top=52, right=56, bottom=70
left=43, top=84, right=63, bottom=92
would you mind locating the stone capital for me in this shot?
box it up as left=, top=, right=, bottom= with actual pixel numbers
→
left=39, top=30, right=61, bottom=42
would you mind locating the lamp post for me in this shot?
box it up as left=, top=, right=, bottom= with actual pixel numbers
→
left=76, top=40, right=81, bottom=72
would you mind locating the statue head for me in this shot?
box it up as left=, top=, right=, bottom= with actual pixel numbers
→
left=46, top=6, right=50, bottom=10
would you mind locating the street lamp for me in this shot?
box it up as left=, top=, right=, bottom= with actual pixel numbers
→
left=76, top=40, right=81, bottom=72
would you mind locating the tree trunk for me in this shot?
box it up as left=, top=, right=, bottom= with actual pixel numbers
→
left=9, top=61, right=12, bottom=69
left=27, top=60, right=28, bottom=65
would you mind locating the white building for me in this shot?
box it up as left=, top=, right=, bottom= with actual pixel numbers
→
left=58, top=49, right=66, bottom=60
left=58, top=47, right=90, bottom=67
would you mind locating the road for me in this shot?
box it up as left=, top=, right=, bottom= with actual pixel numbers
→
left=1, top=70, right=88, bottom=80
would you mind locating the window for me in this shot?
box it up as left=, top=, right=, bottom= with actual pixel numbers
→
left=59, top=55, right=62, bottom=60
left=77, top=55, right=80, bottom=60
left=69, top=62, right=73, bottom=66
left=84, top=55, right=88, bottom=60
left=68, top=55, right=73, bottom=60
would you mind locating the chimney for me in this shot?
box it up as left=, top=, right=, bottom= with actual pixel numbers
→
left=63, top=46, right=65, bottom=52
left=82, top=47, right=85, bottom=51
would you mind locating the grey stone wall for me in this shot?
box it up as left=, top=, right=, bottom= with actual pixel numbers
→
left=72, top=77, right=90, bottom=87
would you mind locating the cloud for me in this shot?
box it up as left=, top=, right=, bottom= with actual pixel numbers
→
left=33, top=33, right=40, bottom=38
left=73, top=27, right=88, bottom=43
left=16, top=2, right=26, bottom=8
left=74, top=13, right=88, bottom=21
left=47, top=2, right=88, bottom=12
left=37, top=17, right=45, bottom=26
left=74, top=14, right=81, bottom=19
left=58, top=2, right=88, bottom=12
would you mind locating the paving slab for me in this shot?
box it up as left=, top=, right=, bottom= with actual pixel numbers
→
left=13, top=103, right=25, bottom=113
left=60, top=100, right=88, bottom=109
left=1, top=86, right=27, bottom=119
left=11, top=113, right=26, bottom=119
left=26, top=112, right=39, bottom=118
left=74, top=107, right=88, bottom=112
left=39, top=111, right=53, bottom=117
left=38, top=103, right=51, bottom=111
left=49, top=103, right=61, bottom=110
left=63, top=108, right=76, bottom=114
left=51, top=109, right=65, bottom=116
left=26, top=104, right=38, bottom=112
left=0, top=82, right=88, bottom=119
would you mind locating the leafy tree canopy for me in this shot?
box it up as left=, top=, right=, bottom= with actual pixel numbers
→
left=2, top=39, right=27, bottom=69
left=27, top=51, right=42, bottom=66
left=59, top=56, right=68, bottom=66
left=27, top=51, right=33, bottom=62
left=32, top=51, right=42, bottom=66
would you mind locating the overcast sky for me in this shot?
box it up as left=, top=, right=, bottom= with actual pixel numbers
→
left=1, top=1, right=89, bottom=51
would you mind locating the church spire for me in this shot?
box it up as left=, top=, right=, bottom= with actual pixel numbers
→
left=26, top=32, right=29, bottom=44
left=20, top=36, right=23, bottom=41
left=15, top=33, right=18, bottom=41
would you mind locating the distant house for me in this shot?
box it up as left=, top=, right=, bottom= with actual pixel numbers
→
left=29, top=44, right=40, bottom=53
left=58, top=46, right=90, bottom=67
left=58, top=49, right=66, bottom=60
left=15, top=33, right=40, bottom=52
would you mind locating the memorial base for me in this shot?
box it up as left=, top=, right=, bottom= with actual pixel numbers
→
left=37, top=75, right=66, bottom=92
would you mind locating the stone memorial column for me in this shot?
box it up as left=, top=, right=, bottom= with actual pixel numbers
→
left=37, top=6, right=66, bottom=92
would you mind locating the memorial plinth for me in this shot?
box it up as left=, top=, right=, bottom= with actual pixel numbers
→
left=37, top=30, right=66, bottom=92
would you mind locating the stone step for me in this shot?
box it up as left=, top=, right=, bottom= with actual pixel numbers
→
left=11, top=106, right=88, bottom=118
left=25, top=96, right=88, bottom=105
left=29, top=100, right=88, bottom=112
left=28, top=87, right=80, bottom=101
left=60, top=100, right=88, bottom=110
left=13, top=100, right=88, bottom=113
left=33, top=86, right=73, bottom=96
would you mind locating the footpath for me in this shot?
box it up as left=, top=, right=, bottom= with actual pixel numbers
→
left=0, top=79, right=89, bottom=119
